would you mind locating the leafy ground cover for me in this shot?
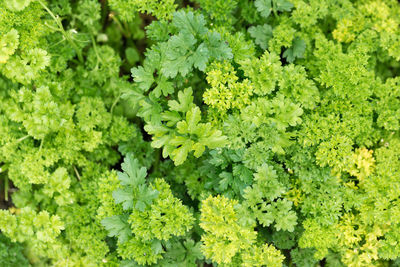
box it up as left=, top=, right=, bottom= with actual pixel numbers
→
left=1, top=0, right=400, bottom=266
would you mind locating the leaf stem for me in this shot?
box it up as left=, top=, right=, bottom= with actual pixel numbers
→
left=109, top=13, right=130, bottom=38
left=37, top=0, right=84, bottom=63
left=153, top=149, right=161, bottom=174
left=16, top=135, right=30, bottom=143
left=272, top=1, right=278, bottom=18
left=90, top=34, right=102, bottom=69
left=73, top=166, right=81, bottom=181
left=4, top=175, right=8, bottom=202
left=0, top=164, right=9, bottom=202
left=110, top=93, right=122, bottom=115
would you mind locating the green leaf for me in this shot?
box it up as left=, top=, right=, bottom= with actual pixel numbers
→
left=168, top=88, right=194, bottom=113
left=184, top=240, right=204, bottom=262
left=255, top=0, right=272, bottom=18
left=218, top=172, right=234, bottom=191
left=275, top=210, right=297, bottom=232
left=161, top=33, right=197, bottom=78
left=120, top=260, right=141, bottom=267
left=113, top=188, right=134, bottom=210
left=131, top=66, right=154, bottom=92
left=151, top=240, right=164, bottom=255
left=255, top=0, right=293, bottom=18
left=172, top=10, right=207, bottom=36
left=192, top=43, right=209, bottom=72
left=170, top=138, right=194, bottom=165
left=126, top=47, right=140, bottom=65
left=283, top=37, right=306, bottom=63
left=196, top=126, right=227, bottom=149
left=161, top=12, right=231, bottom=78
left=204, top=32, right=233, bottom=61
left=5, top=0, right=32, bottom=11
left=153, top=77, right=174, bottom=97
left=161, top=111, right=182, bottom=127
left=276, top=0, right=293, bottom=12
left=0, top=29, right=19, bottom=63
left=248, top=24, right=273, bottom=50
left=135, top=185, right=159, bottom=212
left=151, top=134, right=174, bottom=149
left=257, top=206, right=275, bottom=227
left=183, top=106, right=202, bottom=134
left=112, top=155, right=161, bottom=212
left=138, top=96, right=164, bottom=124
left=101, top=215, right=132, bottom=243
left=118, top=154, right=147, bottom=187
left=274, top=199, right=297, bottom=232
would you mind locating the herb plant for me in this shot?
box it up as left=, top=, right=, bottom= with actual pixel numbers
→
left=1, top=0, right=400, bottom=266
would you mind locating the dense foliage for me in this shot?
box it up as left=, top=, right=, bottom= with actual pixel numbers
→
left=1, top=0, right=400, bottom=266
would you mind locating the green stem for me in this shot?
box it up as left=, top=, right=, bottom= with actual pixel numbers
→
left=109, top=13, right=130, bottom=38
left=90, top=34, right=101, bottom=69
left=4, top=175, right=8, bottom=202
left=122, top=21, right=132, bottom=38
left=73, top=166, right=81, bottom=181
left=16, top=135, right=30, bottom=143
left=39, top=138, right=44, bottom=152
left=37, top=0, right=84, bottom=63
left=272, top=1, right=278, bottom=18
left=1, top=165, right=9, bottom=202
left=110, top=93, right=122, bottom=115
left=153, top=149, right=161, bottom=174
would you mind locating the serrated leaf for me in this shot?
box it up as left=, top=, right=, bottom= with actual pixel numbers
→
left=101, top=215, right=132, bottom=243
left=131, top=66, right=154, bottom=91
left=113, top=188, right=134, bottom=210
left=153, top=76, right=174, bottom=97
left=276, top=0, right=293, bottom=12
left=192, top=43, right=209, bottom=71
left=118, top=154, right=147, bottom=187
left=255, top=0, right=272, bottom=18
left=258, top=208, right=275, bottom=227
left=170, top=138, right=194, bottom=165
left=205, top=32, right=233, bottom=61
left=135, top=200, right=147, bottom=212
left=161, top=111, right=182, bottom=127
left=283, top=37, right=306, bottom=63
left=168, top=88, right=194, bottom=113
left=136, top=185, right=159, bottom=212
left=151, top=240, right=164, bottom=255
left=184, top=240, right=204, bottom=260
left=248, top=24, right=273, bottom=50
left=185, top=106, right=202, bottom=133
left=192, top=142, right=206, bottom=158
left=144, top=123, right=170, bottom=136
left=219, top=172, right=233, bottom=191
left=275, top=210, right=297, bottom=232
left=172, top=10, right=207, bottom=36
left=198, top=128, right=228, bottom=149
left=151, top=134, right=173, bottom=149
left=137, top=97, right=163, bottom=124
left=161, top=33, right=197, bottom=78
left=255, top=0, right=293, bottom=18
left=233, top=164, right=253, bottom=184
